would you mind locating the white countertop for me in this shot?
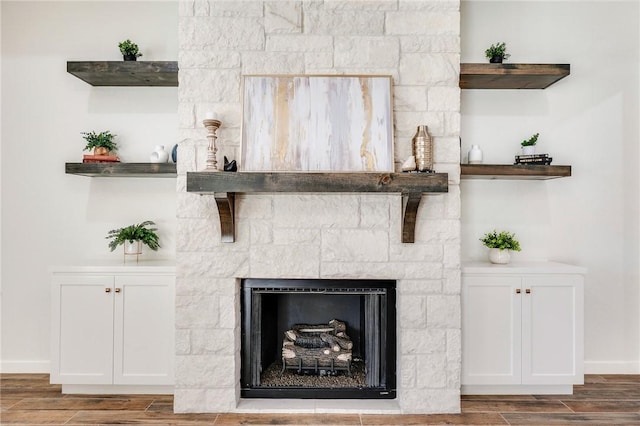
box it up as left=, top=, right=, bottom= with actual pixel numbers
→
left=462, top=261, right=587, bottom=275
left=51, top=259, right=176, bottom=274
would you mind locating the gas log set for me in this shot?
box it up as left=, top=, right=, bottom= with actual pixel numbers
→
left=281, top=319, right=353, bottom=375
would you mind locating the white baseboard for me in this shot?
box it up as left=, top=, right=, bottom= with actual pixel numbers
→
left=0, top=360, right=50, bottom=373
left=62, top=384, right=173, bottom=395
left=584, top=360, right=640, bottom=374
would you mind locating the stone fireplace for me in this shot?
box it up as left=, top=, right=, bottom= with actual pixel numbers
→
left=175, top=0, right=461, bottom=414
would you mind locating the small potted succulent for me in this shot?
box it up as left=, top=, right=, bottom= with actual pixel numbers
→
left=118, top=39, right=142, bottom=61
left=521, top=132, right=539, bottom=155
left=81, top=131, right=118, bottom=156
left=480, top=230, right=521, bottom=264
left=485, top=42, right=511, bottom=63
left=106, top=220, right=160, bottom=259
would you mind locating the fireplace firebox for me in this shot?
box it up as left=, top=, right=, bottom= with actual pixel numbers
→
left=241, top=279, right=396, bottom=399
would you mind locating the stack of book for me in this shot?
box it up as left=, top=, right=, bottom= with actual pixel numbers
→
left=514, top=153, right=552, bottom=165
left=82, top=154, right=120, bottom=163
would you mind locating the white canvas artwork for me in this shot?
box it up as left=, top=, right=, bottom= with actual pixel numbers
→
left=241, top=75, right=394, bottom=172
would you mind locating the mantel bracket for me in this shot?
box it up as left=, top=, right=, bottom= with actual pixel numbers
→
left=214, top=192, right=235, bottom=243
left=402, top=192, right=422, bottom=244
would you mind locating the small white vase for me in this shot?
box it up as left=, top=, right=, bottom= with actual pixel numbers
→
left=489, top=248, right=511, bottom=264
left=150, top=145, right=169, bottom=163
left=468, top=145, right=483, bottom=164
left=521, top=145, right=536, bottom=155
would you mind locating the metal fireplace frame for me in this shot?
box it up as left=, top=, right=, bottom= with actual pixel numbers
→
left=240, top=278, right=397, bottom=399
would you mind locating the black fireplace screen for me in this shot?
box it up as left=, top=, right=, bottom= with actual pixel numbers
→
left=241, top=278, right=396, bottom=399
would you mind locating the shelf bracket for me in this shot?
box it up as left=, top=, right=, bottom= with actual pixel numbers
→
left=402, top=192, right=422, bottom=244
left=214, top=192, right=235, bottom=243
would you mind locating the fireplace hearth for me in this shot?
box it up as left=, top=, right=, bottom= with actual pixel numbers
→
left=241, top=279, right=396, bottom=399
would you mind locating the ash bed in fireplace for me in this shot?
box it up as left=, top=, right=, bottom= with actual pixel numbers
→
left=241, top=278, right=396, bottom=399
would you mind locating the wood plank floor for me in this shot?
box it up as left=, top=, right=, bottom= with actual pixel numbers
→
left=2, top=374, right=640, bottom=425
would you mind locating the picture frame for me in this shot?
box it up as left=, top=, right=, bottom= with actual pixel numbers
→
left=241, top=75, right=394, bottom=172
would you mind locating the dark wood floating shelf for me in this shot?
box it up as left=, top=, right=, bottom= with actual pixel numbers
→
left=65, top=163, right=177, bottom=177
left=67, top=61, right=178, bottom=86
left=187, top=172, right=449, bottom=244
left=460, top=63, right=570, bottom=89
left=461, top=164, right=571, bottom=180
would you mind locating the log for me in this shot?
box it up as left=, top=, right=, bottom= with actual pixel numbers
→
left=293, top=324, right=334, bottom=334
left=285, top=330, right=298, bottom=341
left=295, top=335, right=326, bottom=348
left=337, top=353, right=352, bottom=362
left=320, top=333, right=353, bottom=350
left=329, top=319, right=347, bottom=333
left=282, top=342, right=351, bottom=363
left=286, top=330, right=327, bottom=348
left=282, top=347, right=296, bottom=359
left=319, top=333, right=341, bottom=352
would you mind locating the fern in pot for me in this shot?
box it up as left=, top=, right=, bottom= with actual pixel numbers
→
left=480, top=230, right=521, bottom=264
left=82, top=131, right=118, bottom=156
left=106, top=220, right=160, bottom=261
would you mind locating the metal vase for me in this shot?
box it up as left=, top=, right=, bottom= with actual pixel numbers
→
left=412, top=125, right=433, bottom=172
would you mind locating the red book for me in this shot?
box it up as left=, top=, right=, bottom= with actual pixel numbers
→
left=82, top=154, right=120, bottom=163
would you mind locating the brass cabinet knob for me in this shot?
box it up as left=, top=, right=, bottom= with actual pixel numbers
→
left=525, top=288, right=531, bottom=294
left=105, top=288, right=111, bottom=293
left=115, top=288, right=122, bottom=293
left=516, top=288, right=521, bottom=294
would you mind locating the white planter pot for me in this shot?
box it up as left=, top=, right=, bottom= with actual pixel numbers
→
left=124, top=241, right=142, bottom=255
left=521, top=146, right=536, bottom=155
left=489, top=248, right=511, bottom=264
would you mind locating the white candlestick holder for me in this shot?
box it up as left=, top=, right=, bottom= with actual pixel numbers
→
left=203, top=119, right=222, bottom=172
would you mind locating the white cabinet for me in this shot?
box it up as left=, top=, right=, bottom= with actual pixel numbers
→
left=461, top=262, right=584, bottom=395
left=50, top=264, right=175, bottom=394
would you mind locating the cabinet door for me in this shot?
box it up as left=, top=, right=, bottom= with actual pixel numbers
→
left=50, top=275, right=114, bottom=384
left=462, top=275, right=522, bottom=385
left=521, top=274, right=584, bottom=385
left=113, top=275, right=175, bottom=385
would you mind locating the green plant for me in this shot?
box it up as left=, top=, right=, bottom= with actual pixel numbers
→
left=118, top=39, right=142, bottom=58
left=485, top=42, right=511, bottom=61
left=81, top=131, right=118, bottom=152
left=106, top=220, right=160, bottom=252
left=521, top=132, right=539, bottom=147
left=480, top=230, right=521, bottom=251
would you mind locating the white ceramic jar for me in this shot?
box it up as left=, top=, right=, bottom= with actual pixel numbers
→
left=150, top=145, right=169, bottom=163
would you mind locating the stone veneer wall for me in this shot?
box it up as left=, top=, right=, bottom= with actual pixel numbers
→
left=175, top=0, right=461, bottom=414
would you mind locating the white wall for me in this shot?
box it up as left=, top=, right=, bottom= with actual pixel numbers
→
left=1, top=1, right=178, bottom=372
left=461, top=1, right=640, bottom=372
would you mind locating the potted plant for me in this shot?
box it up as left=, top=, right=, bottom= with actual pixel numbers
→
left=485, top=42, right=511, bottom=63
left=521, top=132, right=539, bottom=155
left=106, top=220, right=160, bottom=258
left=480, top=230, right=521, bottom=264
left=81, top=131, right=118, bottom=156
left=118, top=39, right=142, bottom=61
